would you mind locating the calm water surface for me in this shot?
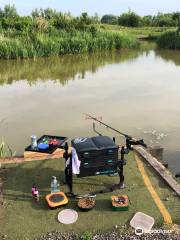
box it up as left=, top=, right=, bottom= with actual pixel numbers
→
left=0, top=47, right=180, bottom=174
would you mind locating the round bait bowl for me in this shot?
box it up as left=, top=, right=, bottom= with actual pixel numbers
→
left=77, top=197, right=95, bottom=211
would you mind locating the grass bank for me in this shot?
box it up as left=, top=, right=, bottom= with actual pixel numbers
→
left=157, top=31, right=180, bottom=49
left=100, top=25, right=177, bottom=40
left=0, top=152, right=179, bottom=240
left=0, top=30, right=138, bottom=59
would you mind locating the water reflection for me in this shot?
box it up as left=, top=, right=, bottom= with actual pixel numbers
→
left=155, top=50, right=180, bottom=66
left=0, top=50, right=141, bottom=86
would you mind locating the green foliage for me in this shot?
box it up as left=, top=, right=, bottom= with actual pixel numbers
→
left=172, top=12, right=180, bottom=33
left=157, top=31, right=180, bottom=49
left=0, top=4, right=18, bottom=18
left=102, top=11, right=180, bottom=28
left=0, top=4, right=178, bottom=58
left=0, top=30, right=138, bottom=59
left=0, top=16, right=33, bottom=32
left=101, top=14, right=118, bottom=25
left=141, top=15, right=153, bottom=27
left=80, top=232, right=92, bottom=240
left=118, top=11, right=141, bottom=27
left=0, top=4, right=179, bottom=33
left=0, top=139, right=16, bottom=157
left=80, top=12, right=92, bottom=25
left=152, top=13, right=177, bottom=27
left=172, top=12, right=180, bottom=26
left=89, top=25, right=98, bottom=37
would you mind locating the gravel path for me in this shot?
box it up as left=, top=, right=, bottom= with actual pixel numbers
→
left=37, top=229, right=180, bottom=240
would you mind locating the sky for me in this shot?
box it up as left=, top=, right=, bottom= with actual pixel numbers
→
left=0, top=0, right=179, bottom=17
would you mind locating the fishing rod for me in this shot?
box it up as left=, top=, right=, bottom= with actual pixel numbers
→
left=85, top=113, right=132, bottom=139
left=85, top=113, right=147, bottom=148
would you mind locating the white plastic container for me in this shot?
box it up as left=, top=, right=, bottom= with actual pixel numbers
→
left=31, top=135, right=37, bottom=149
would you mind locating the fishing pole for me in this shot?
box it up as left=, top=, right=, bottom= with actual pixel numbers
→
left=85, top=113, right=132, bottom=139
left=85, top=113, right=147, bottom=148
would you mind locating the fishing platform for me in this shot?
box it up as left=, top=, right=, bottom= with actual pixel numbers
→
left=0, top=114, right=179, bottom=198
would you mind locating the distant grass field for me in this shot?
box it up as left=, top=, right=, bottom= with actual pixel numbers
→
left=0, top=152, right=179, bottom=240
left=100, top=24, right=177, bottom=39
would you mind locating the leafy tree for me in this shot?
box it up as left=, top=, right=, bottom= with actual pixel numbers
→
left=43, top=8, right=58, bottom=20
left=141, top=15, right=153, bottom=26
left=172, top=12, right=180, bottom=33
left=31, top=8, right=40, bottom=18
left=118, top=11, right=141, bottom=27
left=52, top=12, right=70, bottom=29
left=152, top=13, right=175, bottom=27
left=80, top=12, right=92, bottom=25
left=172, top=12, right=180, bottom=26
left=0, top=4, right=18, bottom=18
left=101, top=14, right=118, bottom=25
left=14, top=16, right=33, bottom=32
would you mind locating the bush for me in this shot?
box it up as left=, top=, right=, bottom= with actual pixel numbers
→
left=101, top=14, right=118, bottom=25
left=118, top=11, right=141, bottom=27
left=157, top=31, right=180, bottom=49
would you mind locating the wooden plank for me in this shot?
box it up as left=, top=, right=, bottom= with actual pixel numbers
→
left=24, top=148, right=64, bottom=159
left=133, top=146, right=180, bottom=197
left=0, top=148, right=72, bottom=165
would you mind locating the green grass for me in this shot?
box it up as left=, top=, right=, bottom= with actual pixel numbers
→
left=157, top=31, right=180, bottom=49
left=0, top=140, right=16, bottom=158
left=1, top=152, right=179, bottom=239
left=138, top=155, right=180, bottom=224
left=100, top=24, right=177, bottom=39
left=0, top=30, right=139, bottom=59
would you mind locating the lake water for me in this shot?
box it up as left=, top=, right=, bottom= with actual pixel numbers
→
left=0, top=46, right=180, bottom=174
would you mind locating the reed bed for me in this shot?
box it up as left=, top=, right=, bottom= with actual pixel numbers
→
left=0, top=140, right=15, bottom=157
left=0, top=31, right=139, bottom=59
left=157, top=31, right=180, bottom=49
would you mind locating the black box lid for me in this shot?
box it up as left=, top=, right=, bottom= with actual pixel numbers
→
left=71, top=137, right=98, bottom=152
left=92, top=136, right=118, bottom=150
left=72, top=136, right=118, bottom=152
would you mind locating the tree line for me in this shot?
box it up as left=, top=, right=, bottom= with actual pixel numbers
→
left=0, top=5, right=100, bottom=35
left=101, top=11, right=180, bottom=28
left=0, top=5, right=180, bottom=35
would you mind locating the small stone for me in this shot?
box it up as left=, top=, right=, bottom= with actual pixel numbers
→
left=114, top=225, right=118, bottom=229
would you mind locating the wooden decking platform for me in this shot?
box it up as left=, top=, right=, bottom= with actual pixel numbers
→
left=133, top=146, right=180, bottom=198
